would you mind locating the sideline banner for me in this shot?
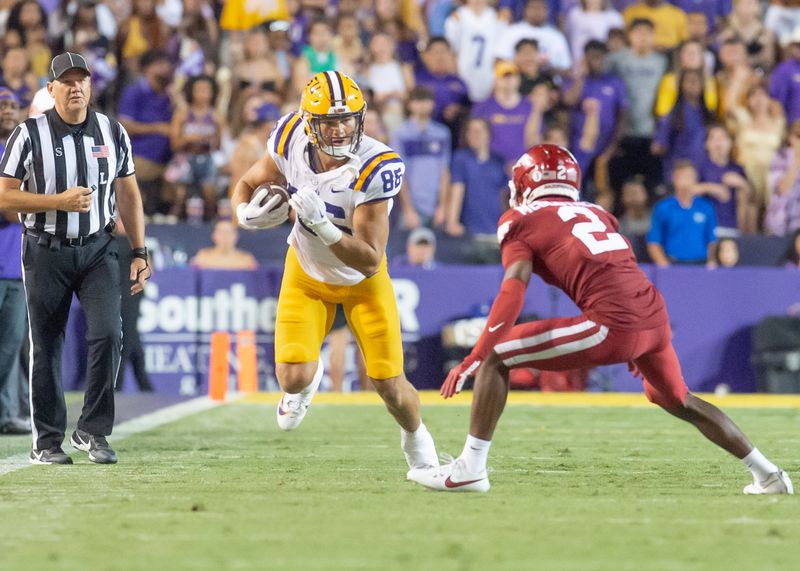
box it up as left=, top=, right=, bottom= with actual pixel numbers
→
left=138, top=268, right=281, bottom=394
left=62, top=266, right=800, bottom=394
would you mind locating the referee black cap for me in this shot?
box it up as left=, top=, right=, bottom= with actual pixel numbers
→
left=49, top=52, right=91, bottom=82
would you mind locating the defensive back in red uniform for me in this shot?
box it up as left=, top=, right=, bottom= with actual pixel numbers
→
left=497, top=198, right=666, bottom=331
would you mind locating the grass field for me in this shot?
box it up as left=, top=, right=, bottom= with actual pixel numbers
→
left=0, top=394, right=798, bottom=571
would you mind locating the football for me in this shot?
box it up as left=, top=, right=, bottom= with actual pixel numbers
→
left=254, top=182, right=290, bottom=211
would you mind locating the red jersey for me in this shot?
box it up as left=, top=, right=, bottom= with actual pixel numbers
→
left=497, top=197, right=667, bottom=330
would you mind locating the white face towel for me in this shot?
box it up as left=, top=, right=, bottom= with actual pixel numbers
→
left=313, top=152, right=362, bottom=193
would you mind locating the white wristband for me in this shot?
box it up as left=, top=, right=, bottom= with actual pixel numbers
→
left=308, top=216, right=343, bottom=246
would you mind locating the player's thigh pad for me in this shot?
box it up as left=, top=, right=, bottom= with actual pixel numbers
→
left=275, top=249, right=337, bottom=363
left=344, top=261, right=404, bottom=380
left=494, top=315, right=627, bottom=370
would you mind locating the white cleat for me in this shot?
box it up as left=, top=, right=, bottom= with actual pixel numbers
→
left=407, top=458, right=490, bottom=493
left=401, top=423, right=439, bottom=474
left=276, top=361, right=323, bottom=431
left=743, top=470, right=794, bottom=495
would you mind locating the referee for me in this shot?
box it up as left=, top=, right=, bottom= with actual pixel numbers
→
left=0, top=52, right=151, bottom=465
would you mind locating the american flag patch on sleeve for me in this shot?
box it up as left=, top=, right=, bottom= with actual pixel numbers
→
left=91, top=145, right=109, bottom=158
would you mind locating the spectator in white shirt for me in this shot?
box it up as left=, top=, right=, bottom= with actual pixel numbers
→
left=444, top=0, right=503, bottom=102
left=565, top=0, right=624, bottom=68
left=497, top=0, right=572, bottom=74
left=366, top=31, right=408, bottom=133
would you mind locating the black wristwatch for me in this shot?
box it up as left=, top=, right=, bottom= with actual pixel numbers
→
left=132, top=247, right=149, bottom=262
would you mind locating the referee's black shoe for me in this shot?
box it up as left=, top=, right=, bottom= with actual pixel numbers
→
left=70, top=429, right=118, bottom=464
left=29, top=447, right=73, bottom=464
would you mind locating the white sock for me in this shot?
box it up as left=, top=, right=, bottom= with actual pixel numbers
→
left=401, top=422, right=437, bottom=466
left=403, top=421, right=428, bottom=438
left=299, top=361, right=324, bottom=396
left=460, top=434, right=491, bottom=473
left=742, top=448, right=779, bottom=481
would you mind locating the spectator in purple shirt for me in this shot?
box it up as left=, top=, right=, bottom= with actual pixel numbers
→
left=652, top=69, right=713, bottom=182
left=414, top=37, right=471, bottom=143
left=118, top=49, right=175, bottom=215
left=562, top=40, right=629, bottom=182
left=694, top=124, right=752, bottom=236
left=768, top=29, right=800, bottom=125
left=0, top=89, right=28, bottom=435
left=446, top=117, right=508, bottom=237
left=392, top=86, right=452, bottom=229
left=472, top=61, right=547, bottom=172
left=0, top=210, right=27, bottom=435
left=765, top=119, right=800, bottom=236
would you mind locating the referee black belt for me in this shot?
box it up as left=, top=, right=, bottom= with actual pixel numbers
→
left=24, top=223, right=114, bottom=249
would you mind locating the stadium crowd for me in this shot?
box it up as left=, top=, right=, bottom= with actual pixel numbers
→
left=1, top=0, right=800, bottom=268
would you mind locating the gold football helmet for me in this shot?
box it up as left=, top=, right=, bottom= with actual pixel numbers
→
left=300, top=71, right=366, bottom=158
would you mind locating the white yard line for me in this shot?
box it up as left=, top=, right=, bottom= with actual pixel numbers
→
left=0, top=397, right=221, bottom=477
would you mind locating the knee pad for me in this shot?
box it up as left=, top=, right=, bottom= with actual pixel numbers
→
left=277, top=342, right=313, bottom=365
left=365, top=359, right=402, bottom=381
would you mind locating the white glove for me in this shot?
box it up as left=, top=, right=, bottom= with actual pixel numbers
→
left=288, top=186, right=325, bottom=225
left=236, top=187, right=289, bottom=230
left=288, top=186, right=343, bottom=246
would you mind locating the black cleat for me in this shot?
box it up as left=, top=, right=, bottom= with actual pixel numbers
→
left=71, top=429, right=118, bottom=464
left=29, top=447, right=73, bottom=464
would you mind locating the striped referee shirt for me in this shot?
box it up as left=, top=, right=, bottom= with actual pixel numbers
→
left=0, top=108, right=135, bottom=238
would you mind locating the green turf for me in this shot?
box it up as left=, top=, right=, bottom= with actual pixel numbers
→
left=0, top=403, right=797, bottom=571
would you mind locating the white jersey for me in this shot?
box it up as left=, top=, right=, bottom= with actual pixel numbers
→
left=268, top=112, right=404, bottom=286
left=496, top=22, right=572, bottom=71
left=444, top=6, right=503, bottom=102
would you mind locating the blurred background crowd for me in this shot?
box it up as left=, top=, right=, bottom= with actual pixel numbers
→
left=1, top=0, right=800, bottom=268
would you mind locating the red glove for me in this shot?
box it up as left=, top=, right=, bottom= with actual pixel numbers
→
left=441, top=356, right=482, bottom=399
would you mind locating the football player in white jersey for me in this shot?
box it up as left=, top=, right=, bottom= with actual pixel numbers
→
left=231, top=71, right=439, bottom=475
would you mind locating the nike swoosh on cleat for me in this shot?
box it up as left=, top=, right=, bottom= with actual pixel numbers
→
left=488, top=322, right=505, bottom=333
left=277, top=399, right=288, bottom=416
left=444, top=475, right=486, bottom=489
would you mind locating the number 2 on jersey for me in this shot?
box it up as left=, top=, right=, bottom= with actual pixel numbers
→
left=557, top=205, right=629, bottom=255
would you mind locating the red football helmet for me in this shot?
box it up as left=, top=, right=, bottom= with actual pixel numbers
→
left=508, top=144, right=581, bottom=206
